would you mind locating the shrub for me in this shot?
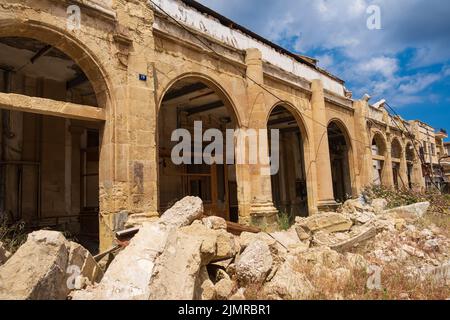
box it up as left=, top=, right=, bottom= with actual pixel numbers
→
left=362, top=185, right=450, bottom=214
left=277, top=211, right=294, bottom=231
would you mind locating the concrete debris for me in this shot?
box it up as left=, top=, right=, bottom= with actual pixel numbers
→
left=229, top=288, right=246, bottom=300
left=384, top=202, right=430, bottom=221
left=263, top=256, right=315, bottom=300
left=72, top=222, right=171, bottom=300
left=314, top=225, right=377, bottom=252
left=235, top=241, right=273, bottom=284
left=159, top=196, right=204, bottom=228
left=214, top=278, right=235, bottom=300
left=296, top=212, right=353, bottom=233
left=148, top=230, right=204, bottom=300
left=0, top=231, right=101, bottom=300
left=371, top=198, right=388, bottom=214
left=2, top=196, right=448, bottom=300
left=200, top=279, right=216, bottom=300
left=0, top=242, right=11, bottom=266
left=68, top=242, right=104, bottom=288
left=342, top=198, right=371, bottom=214
left=270, top=226, right=302, bottom=249
left=202, top=216, right=227, bottom=230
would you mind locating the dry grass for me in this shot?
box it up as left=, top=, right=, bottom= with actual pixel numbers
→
left=301, top=263, right=448, bottom=300
left=0, top=218, right=27, bottom=253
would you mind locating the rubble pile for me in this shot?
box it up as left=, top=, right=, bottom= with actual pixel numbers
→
left=0, top=196, right=448, bottom=300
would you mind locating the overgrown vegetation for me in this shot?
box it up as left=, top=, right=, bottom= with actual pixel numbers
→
left=308, top=265, right=448, bottom=300
left=0, top=218, right=27, bottom=253
left=277, top=211, right=294, bottom=231
left=362, top=184, right=450, bottom=214
left=0, top=218, right=79, bottom=254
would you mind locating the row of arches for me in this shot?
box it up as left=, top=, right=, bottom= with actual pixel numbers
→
left=157, top=76, right=354, bottom=220
left=0, top=22, right=355, bottom=246
left=371, top=131, right=416, bottom=189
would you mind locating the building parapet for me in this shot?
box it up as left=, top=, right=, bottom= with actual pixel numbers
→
left=151, top=0, right=346, bottom=96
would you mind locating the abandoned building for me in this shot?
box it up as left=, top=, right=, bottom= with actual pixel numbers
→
left=0, top=0, right=448, bottom=251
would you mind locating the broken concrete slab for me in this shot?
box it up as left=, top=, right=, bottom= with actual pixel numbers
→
left=0, top=231, right=70, bottom=300
left=313, top=225, right=377, bottom=252
left=68, top=242, right=104, bottom=287
left=263, top=256, right=315, bottom=300
left=236, top=241, right=272, bottom=284
left=72, top=222, right=171, bottom=300
left=239, top=232, right=277, bottom=249
left=270, top=227, right=301, bottom=249
left=160, top=196, right=203, bottom=228
left=384, top=202, right=430, bottom=221
left=371, top=198, right=388, bottom=214
left=296, top=212, right=353, bottom=234
left=215, top=278, right=234, bottom=300
left=0, top=241, right=11, bottom=266
left=148, top=230, right=204, bottom=300
left=180, top=223, right=239, bottom=264
left=200, top=279, right=216, bottom=300
left=202, top=216, right=227, bottom=230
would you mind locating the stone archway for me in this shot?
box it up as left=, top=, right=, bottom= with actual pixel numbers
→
left=267, top=104, right=310, bottom=218
left=391, top=138, right=403, bottom=188
left=371, top=132, right=387, bottom=185
left=0, top=19, right=113, bottom=251
left=327, top=120, right=353, bottom=202
left=157, top=76, right=240, bottom=222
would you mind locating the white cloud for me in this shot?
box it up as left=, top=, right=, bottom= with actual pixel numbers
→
left=398, top=73, right=441, bottom=95
left=358, top=56, right=399, bottom=77
left=197, top=0, right=450, bottom=107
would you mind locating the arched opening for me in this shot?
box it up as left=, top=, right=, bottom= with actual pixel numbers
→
left=371, top=133, right=386, bottom=185
left=327, top=121, right=352, bottom=202
left=267, top=105, right=308, bottom=218
left=0, top=36, right=102, bottom=252
left=158, top=77, right=239, bottom=222
left=406, top=142, right=415, bottom=189
left=391, top=138, right=403, bottom=188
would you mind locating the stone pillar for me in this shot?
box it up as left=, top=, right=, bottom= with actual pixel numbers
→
left=311, top=79, right=337, bottom=210
left=98, top=2, right=158, bottom=251
left=353, top=98, right=373, bottom=190
left=244, top=48, right=278, bottom=229
left=412, top=142, right=426, bottom=190
left=383, top=138, right=395, bottom=188
left=399, top=145, right=409, bottom=188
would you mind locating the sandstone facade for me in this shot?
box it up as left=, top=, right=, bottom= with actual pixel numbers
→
left=0, top=0, right=446, bottom=250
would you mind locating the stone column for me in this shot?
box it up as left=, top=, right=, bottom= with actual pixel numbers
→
left=353, top=98, right=373, bottom=190
left=98, top=2, right=158, bottom=251
left=399, top=146, right=409, bottom=188
left=244, top=48, right=278, bottom=229
left=383, top=138, right=395, bottom=188
left=311, top=79, right=337, bottom=210
left=412, top=142, right=426, bottom=190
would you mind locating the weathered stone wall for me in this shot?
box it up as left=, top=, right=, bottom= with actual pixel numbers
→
left=0, top=0, right=428, bottom=250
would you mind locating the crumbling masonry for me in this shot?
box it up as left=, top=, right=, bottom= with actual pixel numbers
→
left=0, top=0, right=447, bottom=251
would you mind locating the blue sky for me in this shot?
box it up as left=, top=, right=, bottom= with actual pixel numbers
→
left=197, top=0, right=450, bottom=138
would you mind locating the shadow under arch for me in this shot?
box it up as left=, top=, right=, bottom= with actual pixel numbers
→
left=327, top=118, right=355, bottom=202
left=266, top=101, right=313, bottom=218
left=0, top=19, right=112, bottom=109
left=157, top=73, right=242, bottom=221
left=157, top=72, right=243, bottom=129
left=0, top=18, right=115, bottom=250
left=371, top=130, right=388, bottom=185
